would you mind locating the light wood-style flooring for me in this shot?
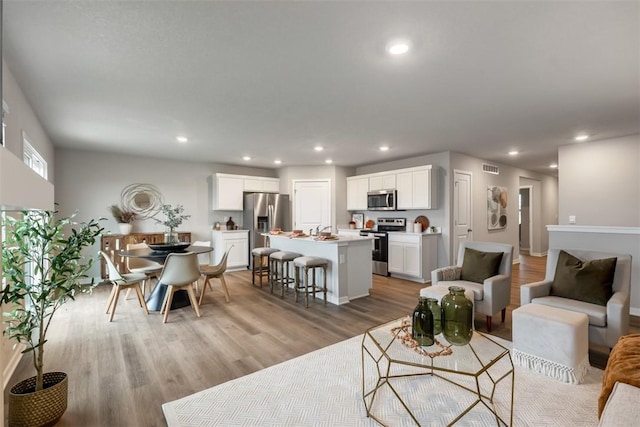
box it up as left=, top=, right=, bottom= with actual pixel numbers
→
left=3, top=255, right=636, bottom=426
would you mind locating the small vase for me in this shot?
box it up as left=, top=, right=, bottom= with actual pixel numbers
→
left=164, top=230, right=179, bottom=244
left=226, top=217, right=235, bottom=230
left=412, top=296, right=434, bottom=346
left=441, top=286, right=473, bottom=346
left=426, top=297, right=442, bottom=335
left=118, top=223, right=132, bottom=235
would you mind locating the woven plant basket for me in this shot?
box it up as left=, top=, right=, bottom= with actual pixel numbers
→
left=8, top=372, right=68, bottom=427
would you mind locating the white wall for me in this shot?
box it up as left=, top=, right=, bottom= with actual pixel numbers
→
left=55, top=148, right=217, bottom=278
left=558, top=134, right=640, bottom=226
left=2, top=61, right=55, bottom=182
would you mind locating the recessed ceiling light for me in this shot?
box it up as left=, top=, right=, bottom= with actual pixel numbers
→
left=387, top=42, right=410, bottom=55
left=325, top=159, right=333, bottom=164
left=274, top=159, right=282, bottom=165
left=549, top=163, right=558, bottom=169
left=574, top=134, right=589, bottom=141
left=314, top=146, right=324, bottom=152
left=176, top=136, right=188, bottom=143
left=242, top=156, right=251, bottom=161
left=379, top=145, right=389, bottom=152
left=508, top=150, right=519, bottom=156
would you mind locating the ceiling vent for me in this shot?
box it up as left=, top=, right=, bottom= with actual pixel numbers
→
left=482, top=163, right=500, bottom=175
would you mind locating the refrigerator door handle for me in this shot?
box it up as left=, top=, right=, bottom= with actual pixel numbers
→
left=268, top=205, right=273, bottom=231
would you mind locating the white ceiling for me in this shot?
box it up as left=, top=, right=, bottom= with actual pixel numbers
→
left=3, top=1, right=638, bottom=175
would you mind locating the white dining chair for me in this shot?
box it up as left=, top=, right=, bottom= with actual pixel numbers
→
left=199, top=245, right=233, bottom=306
left=100, top=251, right=149, bottom=322
left=158, top=252, right=202, bottom=323
left=125, top=242, right=162, bottom=297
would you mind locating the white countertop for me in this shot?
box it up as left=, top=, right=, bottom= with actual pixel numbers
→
left=265, top=232, right=373, bottom=244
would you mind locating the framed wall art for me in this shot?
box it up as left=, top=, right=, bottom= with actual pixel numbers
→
left=487, top=186, right=507, bottom=230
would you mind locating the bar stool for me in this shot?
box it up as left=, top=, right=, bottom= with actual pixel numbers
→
left=251, top=247, right=278, bottom=287
left=293, top=256, right=328, bottom=308
left=269, top=251, right=301, bottom=297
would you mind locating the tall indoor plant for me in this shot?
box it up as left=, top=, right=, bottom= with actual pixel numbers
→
left=1, top=210, right=103, bottom=426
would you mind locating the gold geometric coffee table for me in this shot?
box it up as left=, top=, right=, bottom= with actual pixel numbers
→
left=361, top=318, right=514, bottom=426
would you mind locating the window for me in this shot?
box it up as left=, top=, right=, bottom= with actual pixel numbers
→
left=22, top=131, right=47, bottom=179
left=2, top=99, right=8, bottom=147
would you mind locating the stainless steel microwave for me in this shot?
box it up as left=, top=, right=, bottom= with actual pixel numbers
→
left=367, top=189, right=397, bottom=211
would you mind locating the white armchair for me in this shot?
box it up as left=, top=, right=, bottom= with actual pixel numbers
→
left=520, top=248, right=631, bottom=349
left=431, top=241, right=514, bottom=332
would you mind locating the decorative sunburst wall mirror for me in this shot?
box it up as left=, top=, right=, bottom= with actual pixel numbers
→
left=121, top=183, right=164, bottom=219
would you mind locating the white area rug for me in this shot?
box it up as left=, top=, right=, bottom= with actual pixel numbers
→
left=163, top=334, right=603, bottom=426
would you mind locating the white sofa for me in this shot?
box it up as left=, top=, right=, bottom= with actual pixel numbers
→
left=520, top=248, right=631, bottom=349
left=430, top=241, right=513, bottom=332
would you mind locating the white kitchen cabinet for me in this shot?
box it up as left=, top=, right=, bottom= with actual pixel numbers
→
left=213, top=174, right=244, bottom=210
left=368, top=173, right=396, bottom=191
left=212, top=174, right=280, bottom=211
left=212, top=230, right=249, bottom=270
left=395, top=166, right=438, bottom=210
left=244, top=177, right=280, bottom=193
left=346, top=176, right=369, bottom=211
left=387, top=233, right=438, bottom=283
left=261, top=178, right=280, bottom=193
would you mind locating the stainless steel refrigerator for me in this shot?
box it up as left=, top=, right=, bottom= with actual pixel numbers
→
left=243, top=192, right=290, bottom=268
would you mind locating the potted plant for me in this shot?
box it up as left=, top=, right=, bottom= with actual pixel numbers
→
left=1, top=210, right=103, bottom=426
left=109, top=204, right=136, bottom=235
left=156, top=204, right=191, bottom=243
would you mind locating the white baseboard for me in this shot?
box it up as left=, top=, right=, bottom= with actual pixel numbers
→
left=630, top=307, right=640, bottom=317
left=529, top=251, right=547, bottom=257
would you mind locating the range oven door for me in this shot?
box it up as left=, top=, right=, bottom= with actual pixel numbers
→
left=360, top=231, right=389, bottom=276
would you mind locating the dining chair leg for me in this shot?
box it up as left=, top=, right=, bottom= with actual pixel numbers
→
left=217, top=275, right=230, bottom=303
left=105, top=284, right=117, bottom=314
left=198, top=278, right=209, bottom=306
left=109, top=287, right=122, bottom=322
left=185, top=284, right=201, bottom=317
left=160, top=285, right=171, bottom=314
left=162, top=286, right=175, bottom=323
left=134, top=284, right=150, bottom=315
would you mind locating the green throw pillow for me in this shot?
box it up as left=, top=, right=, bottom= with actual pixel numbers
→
left=550, top=250, right=617, bottom=306
left=459, top=247, right=504, bottom=284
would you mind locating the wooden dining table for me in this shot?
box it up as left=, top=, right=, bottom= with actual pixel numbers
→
left=119, top=245, right=213, bottom=311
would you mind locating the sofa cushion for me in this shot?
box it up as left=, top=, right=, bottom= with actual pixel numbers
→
left=598, top=334, right=640, bottom=418
left=430, top=280, right=483, bottom=301
left=459, top=248, right=504, bottom=284
left=551, top=250, right=617, bottom=306
left=598, top=382, right=640, bottom=426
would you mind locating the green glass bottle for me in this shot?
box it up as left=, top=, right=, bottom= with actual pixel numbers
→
left=412, top=296, right=434, bottom=346
left=426, top=297, right=442, bottom=335
left=441, top=286, right=473, bottom=346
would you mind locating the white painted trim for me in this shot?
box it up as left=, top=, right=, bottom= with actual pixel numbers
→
left=3, top=343, right=25, bottom=389
left=546, top=225, right=640, bottom=235
left=630, top=307, right=640, bottom=317
left=530, top=251, right=547, bottom=257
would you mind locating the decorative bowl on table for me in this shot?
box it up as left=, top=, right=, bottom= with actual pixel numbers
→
left=148, top=242, right=191, bottom=253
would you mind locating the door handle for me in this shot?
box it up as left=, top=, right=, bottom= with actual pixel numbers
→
left=468, top=229, right=472, bottom=232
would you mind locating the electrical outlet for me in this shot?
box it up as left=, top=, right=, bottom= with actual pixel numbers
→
left=339, top=254, right=345, bottom=264
left=569, top=215, right=576, bottom=224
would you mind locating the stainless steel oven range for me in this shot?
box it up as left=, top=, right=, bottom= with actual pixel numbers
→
left=359, top=218, right=406, bottom=276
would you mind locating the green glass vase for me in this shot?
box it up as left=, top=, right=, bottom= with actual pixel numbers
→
left=441, top=286, right=473, bottom=346
left=412, top=296, right=434, bottom=346
left=426, top=297, right=442, bottom=335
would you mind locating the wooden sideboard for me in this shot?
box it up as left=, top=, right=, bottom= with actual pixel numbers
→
left=100, top=232, right=191, bottom=279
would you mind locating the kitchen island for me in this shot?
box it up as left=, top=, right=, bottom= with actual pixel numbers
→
left=266, top=233, right=373, bottom=305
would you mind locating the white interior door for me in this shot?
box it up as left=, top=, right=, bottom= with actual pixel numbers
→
left=293, top=180, right=331, bottom=233
left=453, top=170, right=472, bottom=264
